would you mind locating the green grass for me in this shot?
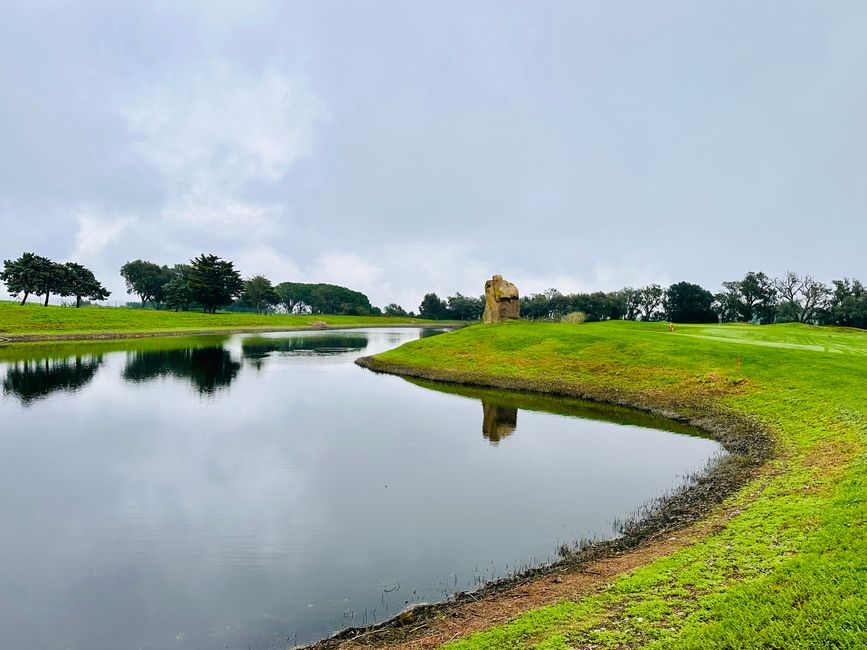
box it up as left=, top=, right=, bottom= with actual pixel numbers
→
left=0, top=300, right=444, bottom=339
left=371, top=320, right=867, bottom=648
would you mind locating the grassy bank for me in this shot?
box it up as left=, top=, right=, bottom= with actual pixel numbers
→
left=0, top=301, right=446, bottom=341
left=355, top=320, right=867, bottom=648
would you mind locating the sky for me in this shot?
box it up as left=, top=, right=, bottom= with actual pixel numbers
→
left=1, top=0, right=866, bottom=310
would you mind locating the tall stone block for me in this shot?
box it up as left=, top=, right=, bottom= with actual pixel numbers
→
left=483, top=274, right=520, bottom=323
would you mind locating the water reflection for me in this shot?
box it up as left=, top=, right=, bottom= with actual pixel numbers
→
left=419, top=327, right=448, bottom=339
left=482, top=401, right=518, bottom=444
left=122, top=347, right=241, bottom=394
left=0, top=329, right=723, bottom=650
left=2, top=356, right=103, bottom=406
left=242, top=334, right=369, bottom=362
left=384, top=328, right=445, bottom=348
left=407, top=378, right=708, bottom=440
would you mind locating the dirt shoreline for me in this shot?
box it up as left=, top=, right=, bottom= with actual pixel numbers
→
left=299, top=356, right=775, bottom=650
left=0, top=323, right=457, bottom=344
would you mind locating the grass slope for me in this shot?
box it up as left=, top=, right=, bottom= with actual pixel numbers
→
left=370, top=320, right=867, bottom=649
left=0, top=301, right=442, bottom=339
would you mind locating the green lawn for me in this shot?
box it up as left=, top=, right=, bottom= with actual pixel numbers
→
left=368, top=320, right=867, bottom=649
left=0, top=301, right=444, bottom=339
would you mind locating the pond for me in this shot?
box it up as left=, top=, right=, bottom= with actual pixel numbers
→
left=0, top=327, right=722, bottom=649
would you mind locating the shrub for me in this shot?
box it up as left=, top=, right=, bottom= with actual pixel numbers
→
left=561, top=311, right=587, bottom=324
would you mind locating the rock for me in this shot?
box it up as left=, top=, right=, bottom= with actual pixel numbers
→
left=483, top=275, right=520, bottom=323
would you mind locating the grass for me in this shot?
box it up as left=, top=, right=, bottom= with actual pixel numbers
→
left=366, top=320, right=867, bottom=648
left=0, top=301, right=445, bottom=340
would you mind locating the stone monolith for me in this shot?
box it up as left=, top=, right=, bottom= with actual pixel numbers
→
left=482, top=274, right=520, bottom=323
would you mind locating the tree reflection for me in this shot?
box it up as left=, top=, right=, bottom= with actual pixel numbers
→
left=123, top=347, right=241, bottom=394
left=481, top=401, right=517, bottom=444
left=242, top=335, right=368, bottom=364
left=2, top=356, right=104, bottom=406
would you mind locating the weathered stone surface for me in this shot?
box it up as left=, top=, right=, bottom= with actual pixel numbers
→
left=483, top=274, right=520, bottom=323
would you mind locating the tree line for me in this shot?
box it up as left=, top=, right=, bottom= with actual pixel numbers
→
left=5, top=252, right=865, bottom=329
left=2, top=251, right=380, bottom=316
left=403, top=293, right=485, bottom=320
left=1, top=253, right=109, bottom=307
left=119, top=256, right=378, bottom=315
left=415, top=271, right=867, bottom=329
left=121, top=255, right=244, bottom=314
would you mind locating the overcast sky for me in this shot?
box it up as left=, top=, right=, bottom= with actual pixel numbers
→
left=1, top=1, right=865, bottom=309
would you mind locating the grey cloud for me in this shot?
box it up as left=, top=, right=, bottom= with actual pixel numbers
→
left=2, top=1, right=866, bottom=307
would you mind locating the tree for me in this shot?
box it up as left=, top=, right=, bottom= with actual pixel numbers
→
left=419, top=293, right=448, bottom=320
left=187, top=254, right=244, bottom=314
left=0, top=253, right=68, bottom=306
left=604, top=291, right=628, bottom=321
left=830, top=279, right=867, bottom=329
left=773, top=272, right=830, bottom=324
left=798, top=278, right=831, bottom=323
left=664, top=282, right=717, bottom=323
left=42, top=261, right=69, bottom=306
left=1, top=255, right=29, bottom=304
left=720, top=271, right=777, bottom=324
left=446, top=293, right=485, bottom=321
left=639, top=284, right=665, bottom=321
left=622, top=287, right=642, bottom=320
left=274, top=282, right=375, bottom=315
left=120, top=260, right=172, bottom=308
left=546, top=289, right=571, bottom=319
left=525, top=288, right=570, bottom=320
left=741, top=271, right=778, bottom=323
left=571, top=292, right=612, bottom=321
left=714, top=286, right=743, bottom=323
left=62, top=262, right=110, bottom=307
left=2, top=253, right=55, bottom=305
left=521, top=289, right=626, bottom=322
left=240, top=275, right=279, bottom=315
left=162, top=265, right=194, bottom=312
left=275, top=282, right=305, bottom=313
left=521, top=291, right=558, bottom=320
left=383, top=303, right=407, bottom=316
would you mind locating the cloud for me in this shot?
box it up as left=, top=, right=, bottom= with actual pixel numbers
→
left=69, top=210, right=136, bottom=261
left=226, top=244, right=484, bottom=310
left=304, top=244, right=489, bottom=311
left=5, top=2, right=866, bottom=306
left=310, top=253, right=384, bottom=289
left=119, top=64, right=325, bottom=233
left=122, top=65, right=321, bottom=182
left=160, top=184, right=280, bottom=235
left=232, top=245, right=303, bottom=281
left=516, top=261, right=674, bottom=297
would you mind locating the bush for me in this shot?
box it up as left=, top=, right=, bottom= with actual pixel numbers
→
left=561, top=311, right=587, bottom=324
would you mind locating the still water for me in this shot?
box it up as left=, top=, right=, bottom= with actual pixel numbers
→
left=0, top=328, right=721, bottom=649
